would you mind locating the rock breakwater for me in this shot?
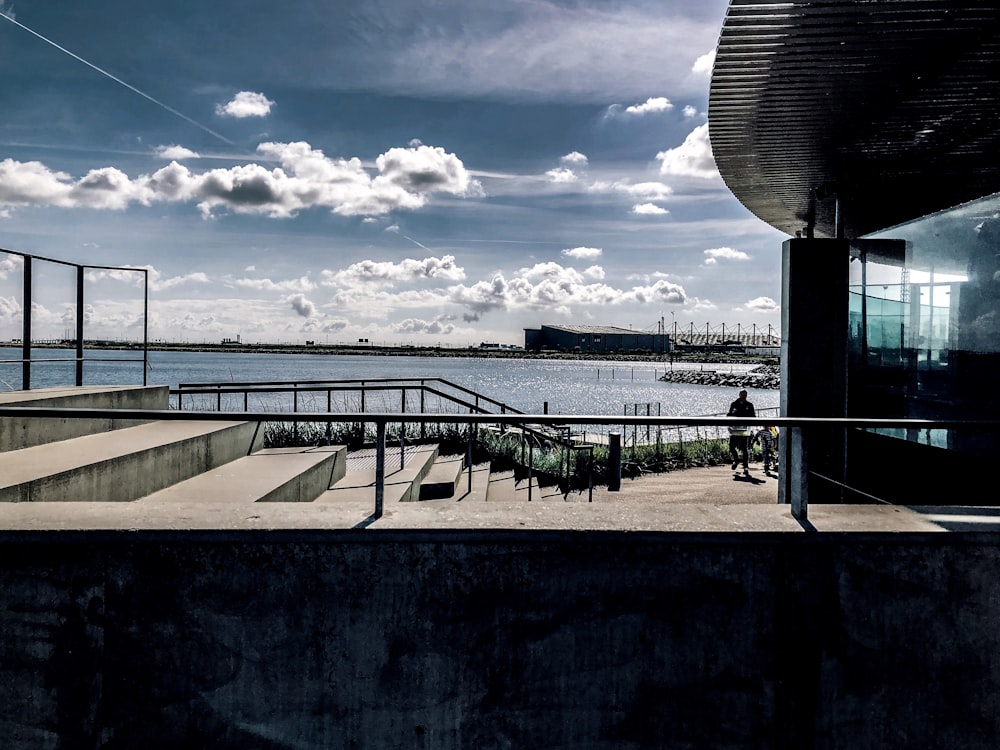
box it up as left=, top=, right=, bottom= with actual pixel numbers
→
left=658, top=364, right=780, bottom=390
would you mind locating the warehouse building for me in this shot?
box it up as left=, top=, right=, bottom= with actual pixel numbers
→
left=523, top=324, right=670, bottom=354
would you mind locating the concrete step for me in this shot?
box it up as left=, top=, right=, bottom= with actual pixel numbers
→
left=0, top=419, right=263, bottom=503
left=486, top=470, right=564, bottom=502
left=317, top=443, right=439, bottom=505
left=419, top=454, right=466, bottom=500
left=135, top=445, right=347, bottom=504
left=0, top=385, right=170, bottom=452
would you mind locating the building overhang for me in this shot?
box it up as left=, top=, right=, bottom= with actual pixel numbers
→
left=709, top=0, right=1000, bottom=239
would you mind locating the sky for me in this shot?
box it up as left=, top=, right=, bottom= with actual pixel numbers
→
left=0, top=0, right=788, bottom=346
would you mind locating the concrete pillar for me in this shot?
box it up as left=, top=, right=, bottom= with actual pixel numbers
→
left=778, top=238, right=850, bottom=511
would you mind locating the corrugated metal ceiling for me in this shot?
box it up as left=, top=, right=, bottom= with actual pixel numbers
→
left=709, top=0, right=1000, bottom=239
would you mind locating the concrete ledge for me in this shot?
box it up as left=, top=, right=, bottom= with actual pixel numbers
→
left=0, top=385, right=170, bottom=451
left=135, top=445, right=346, bottom=504
left=0, top=420, right=262, bottom=503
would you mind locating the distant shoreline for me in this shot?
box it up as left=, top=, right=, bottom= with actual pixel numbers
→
left=11, top=341, right=779, bottom=366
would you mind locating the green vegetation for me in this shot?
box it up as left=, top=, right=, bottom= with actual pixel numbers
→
left=262, top=418, right=741, bottom=491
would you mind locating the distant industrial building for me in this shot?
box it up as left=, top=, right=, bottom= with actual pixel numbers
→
left=524, top=325, right=669, bottom=354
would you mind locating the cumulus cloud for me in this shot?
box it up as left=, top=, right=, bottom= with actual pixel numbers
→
left=0, top=254, right=24, bottom=279
left=683, top=105, right=698, bottom=118
left=632, top=203, right=668, bottom=215
left=703, top=247, right=751, bottom=266
left=625, top=96, right=673, bottom=115
left=83, top=265, right=209, bottom=292
left=545, top=167, right=578, bottom=183
left=288, top=293, right=316, bottom=317
left=393, top=316, right=456, bottom=336
left=692, top=49, right=716, bottom=76
left=560, top=151, right=588, bottom=165
left=215, top=91, right=275, bottom=118
left=322, top=255, right=466, bottom=288
left=746, top=296, right=779, bottom=312
left=0, top=142, right=481, bottom=219
left=561, top=246, right=602, bottom=260
left=657, top=123, right=719, bottom=179
left=155, top=145, right=200, bottom=160
left=444, top=262, right=687, bottom=319
left=584, top=265, right=605, bottom=280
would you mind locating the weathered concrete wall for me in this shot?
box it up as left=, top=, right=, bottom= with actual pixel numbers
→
left=1, top=531, right=998, bottom=749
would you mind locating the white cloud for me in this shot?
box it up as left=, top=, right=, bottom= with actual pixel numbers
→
left=703, top=247, right=751, bottom=266
left=590, top=180, right=673, bottom=201
left=746, top=296, right=779, bottom=312
left=692, top=49, right=716, bottom=76
left=624, top=96, right=673, bottom=116
left=215, top=91, right=275, bottom=119
left=288, top=293, right=316, bottom=317
left=560, top=151, right=589, bottom=165
left=322, top=255, right=466, bottom=287
left=444, top=262, right=688, bottom=319
left=0, top=254, right=24, bottom=279
left=683, top=105, right=698, bottom=118
left=0, top=142, right=481, bottom=219
left=545, top=167, right=578, bottom=183
left=561, top=246, right=602, bottom=260
left=155, top=145, right=200, bottom=160
left=232, top=275, right=316, bottom=293
left=632, top=203, right=668, bottom=215
left=393, top=316, right=456, bottom=336
left=657, top=123, right=719, bottom=179
left=584, top=265, right=605, bottom=280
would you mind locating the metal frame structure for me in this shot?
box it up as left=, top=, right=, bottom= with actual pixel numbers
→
left=1, top=248, right=149, bottom=389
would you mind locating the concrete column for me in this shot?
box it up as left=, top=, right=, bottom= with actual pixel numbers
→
left=778, top=238, right=850, bottom=511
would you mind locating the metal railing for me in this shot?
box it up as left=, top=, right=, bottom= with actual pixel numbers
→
left=0, top=248, right=150, bottom=389
left=3, top=405, right=995, bottom=522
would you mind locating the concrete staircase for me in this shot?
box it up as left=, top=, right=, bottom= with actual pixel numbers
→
left=0, top=385, right=563, bottom=508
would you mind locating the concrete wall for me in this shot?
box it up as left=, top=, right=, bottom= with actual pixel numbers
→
left=0, top=385, right=169, bottom=452
left=1, top=531, right=998, bottom=749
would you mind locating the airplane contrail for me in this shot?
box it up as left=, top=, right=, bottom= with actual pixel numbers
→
left=0, top=10, right=237, bottom=147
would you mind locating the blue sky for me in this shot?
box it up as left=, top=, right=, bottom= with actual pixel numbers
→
left=0, top=0, right=787, bottom=346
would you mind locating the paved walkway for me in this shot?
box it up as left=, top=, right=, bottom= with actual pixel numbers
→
left=584, top=463, right=778, bottom=505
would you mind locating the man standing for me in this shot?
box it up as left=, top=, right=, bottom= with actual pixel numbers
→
left=727, top=389, right=755, bottom=473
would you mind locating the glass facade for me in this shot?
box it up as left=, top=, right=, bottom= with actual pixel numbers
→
left=848, top=192, right=1000, bottom=469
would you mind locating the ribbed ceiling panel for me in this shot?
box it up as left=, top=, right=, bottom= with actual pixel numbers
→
left=709, top=0, right=1000, bottom=239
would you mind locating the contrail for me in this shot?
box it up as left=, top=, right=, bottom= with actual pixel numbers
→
left=0, top=10, right=237, bottom=147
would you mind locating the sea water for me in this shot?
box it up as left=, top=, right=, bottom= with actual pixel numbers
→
left=0, top=347, right=779, bottom=419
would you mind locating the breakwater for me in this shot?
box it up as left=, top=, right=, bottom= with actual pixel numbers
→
left=658, top=364, right=780, bottom=390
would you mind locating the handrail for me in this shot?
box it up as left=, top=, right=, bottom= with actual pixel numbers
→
left=176, top=377, right=521, bottom=415
left=2, top=406, right=998, bottom=521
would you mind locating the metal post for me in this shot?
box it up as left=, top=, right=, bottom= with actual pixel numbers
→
left=75, top=265, right=84, bottom=386
left=528, top=440, right=534, bottom=501
left=467, top=424, right=473, bottom=494
left=374, top=420, right=385, bottom=518
left=142, top=268, right=149, bottom=385
left=21, top=255, right=31, bottom=390
left=608, top=432, right=621, bottom=491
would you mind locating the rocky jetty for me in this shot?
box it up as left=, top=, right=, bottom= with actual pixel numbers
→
left=658, top=364, right=780, bottom=390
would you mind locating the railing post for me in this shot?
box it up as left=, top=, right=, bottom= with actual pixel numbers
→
left=467, top=423, right=473, bottom=495
left=375, top=420, right=385, bottom=518
left=528, top=440, right=534, bottom=501
left=21, top=255, right=31, bottom=390
left=608, top=432, right=622, bottom=492
left=75, top=265, right=84, bottom=386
